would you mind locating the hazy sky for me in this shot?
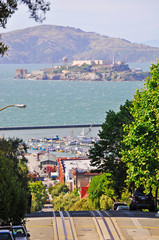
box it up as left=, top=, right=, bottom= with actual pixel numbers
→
left=1, top=0, right=159, bottom=44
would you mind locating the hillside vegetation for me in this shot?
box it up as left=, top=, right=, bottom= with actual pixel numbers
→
left=1, top=24, right=159, bottom=63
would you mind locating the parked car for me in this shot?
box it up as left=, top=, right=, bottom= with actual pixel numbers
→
left=0, top=230, right=15, bottom=240
left=113, top=202, right=127, bottom=210
left=130, top=187, right=155, bottom=211
left=12, top=225, right=30, bottom=240
left=155, top=211, right=159, bottom=218
left=0, top=227, right=15, bottom=240
left=116, top=205, right=129, bottom=211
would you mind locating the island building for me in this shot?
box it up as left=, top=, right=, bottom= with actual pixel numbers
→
left=72, top=60, right=104, bottom=66
left=15, top=59, right=129, bottom=77
left=15, top=69, right=28, bottom=78
left=14, top=57, right=148, bottom=81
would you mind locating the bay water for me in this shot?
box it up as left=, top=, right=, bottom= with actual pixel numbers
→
left=0, top=62, right=151, bottom=141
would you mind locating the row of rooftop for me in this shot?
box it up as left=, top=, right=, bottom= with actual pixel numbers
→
left=34, top=151, right=100, bottom=199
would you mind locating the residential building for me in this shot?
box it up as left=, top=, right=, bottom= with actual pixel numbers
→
left=57, top=157, right=100, bottom=193
left=73, top=171, right=102, bottom=198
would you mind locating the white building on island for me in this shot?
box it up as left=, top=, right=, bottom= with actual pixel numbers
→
left=72, top=60, right=104, bottom=66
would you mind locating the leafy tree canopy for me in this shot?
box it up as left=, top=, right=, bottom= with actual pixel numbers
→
left=29, top=181, right=47, bottom=212
left=89, top=100, right=133, bottom=197
left=0, top=138, right=28, bottom=178
left=88, top=173, right=115, bottom=209
left=121, top=61, right=159, bottom=208
left=51, top=183, right=69, bottom=198
left=55, top=192, right=80, bottom=211
left=0, top=0, right=50, bottom=55
left=0, top=138, right=29, bottom=224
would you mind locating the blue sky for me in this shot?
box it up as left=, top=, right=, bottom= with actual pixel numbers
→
left=1, top=0, right=159, bottom=44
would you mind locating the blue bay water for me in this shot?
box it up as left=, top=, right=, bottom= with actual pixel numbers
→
left=0, top=62, right=151, bottom=140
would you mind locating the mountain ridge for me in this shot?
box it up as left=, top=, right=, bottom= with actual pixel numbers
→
left=1, top=24, right=159, bottom=64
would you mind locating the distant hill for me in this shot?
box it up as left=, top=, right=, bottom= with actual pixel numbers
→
left=1, top=25, right=159, bottom=64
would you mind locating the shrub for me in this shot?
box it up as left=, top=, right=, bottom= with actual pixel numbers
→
left=71, top=198, right=94, bottom=211
left=100, top=195, right=114, bottom=210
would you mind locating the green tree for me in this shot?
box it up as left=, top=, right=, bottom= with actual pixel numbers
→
left=63, top=192, right=80, bottom=211
left=51, top=183, right=69, bottom=198
left=0, top=138, right=29, bottom=224
left=88, top=173, right=115, bottom=209
left=52, top=193, right=66, bottom=211
left=89, top=100, right=133, bottom=198
left=0, top=138, right=28, bottom=187
left=0, top=0, right=50, bottom=55
left=52, top=192, right=76, bottom=211
left=0, top=37, right=8, bottom=56
left=52, top=187, right=80, bottom=211
left=29, top=181, right=47, bottom=212
left=121, top=61, right=159, bottom=209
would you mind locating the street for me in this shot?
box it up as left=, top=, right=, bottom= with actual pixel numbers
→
left=26, top=204, right=159, bottom=240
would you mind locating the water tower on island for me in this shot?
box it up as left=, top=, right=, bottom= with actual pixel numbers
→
left=63, top=56, right=68, bottom=68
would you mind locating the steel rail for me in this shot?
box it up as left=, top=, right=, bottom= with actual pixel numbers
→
left=90, top=210, right=106, bottom=240
left=96, top=210, right=114, bottom=240
left=90, top=210, right=115, bottom=240
left=66, top=211, right=76, bottom=240
left=52, top=211, right=59, bottom=240
left=104, top=211, right=122, bottom=240
left=59, top=211, right=68, bottom=240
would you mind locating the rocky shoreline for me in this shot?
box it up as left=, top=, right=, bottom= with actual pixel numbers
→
left=15, top=61, right=150, bottom=81
left=15, top=70, right=150, bottom=82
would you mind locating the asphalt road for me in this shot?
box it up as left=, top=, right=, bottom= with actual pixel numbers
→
left=109, top=210, right=159, bottom=240
left=26, top=205, right=54, bottom=240
left=26, top=205, right=159, bottom=240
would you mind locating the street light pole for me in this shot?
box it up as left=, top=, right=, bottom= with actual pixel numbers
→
left=0, top=104, right=26, bottom=111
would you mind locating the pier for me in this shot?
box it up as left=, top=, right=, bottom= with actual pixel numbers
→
left=0, top=124, right=102, bottom=131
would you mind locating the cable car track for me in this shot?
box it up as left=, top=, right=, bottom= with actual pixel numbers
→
left=90, top=210, right=114, bottom=240
left=103, top=210, right=122, bottom=240
left=52, top=210, right=59, bottom=240
left=53, top=211, right=76, bottom=240
left=53, top=210, right=123, bottom=240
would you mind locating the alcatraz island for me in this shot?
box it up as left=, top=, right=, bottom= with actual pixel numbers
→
left=15, top=58, right=149, bottom=81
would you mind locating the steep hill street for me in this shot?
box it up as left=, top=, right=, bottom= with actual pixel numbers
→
left=26, top=205, right=159, bottom=240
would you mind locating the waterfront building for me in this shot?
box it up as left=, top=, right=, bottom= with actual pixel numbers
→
left=15, top=69, right=27, bottom=78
